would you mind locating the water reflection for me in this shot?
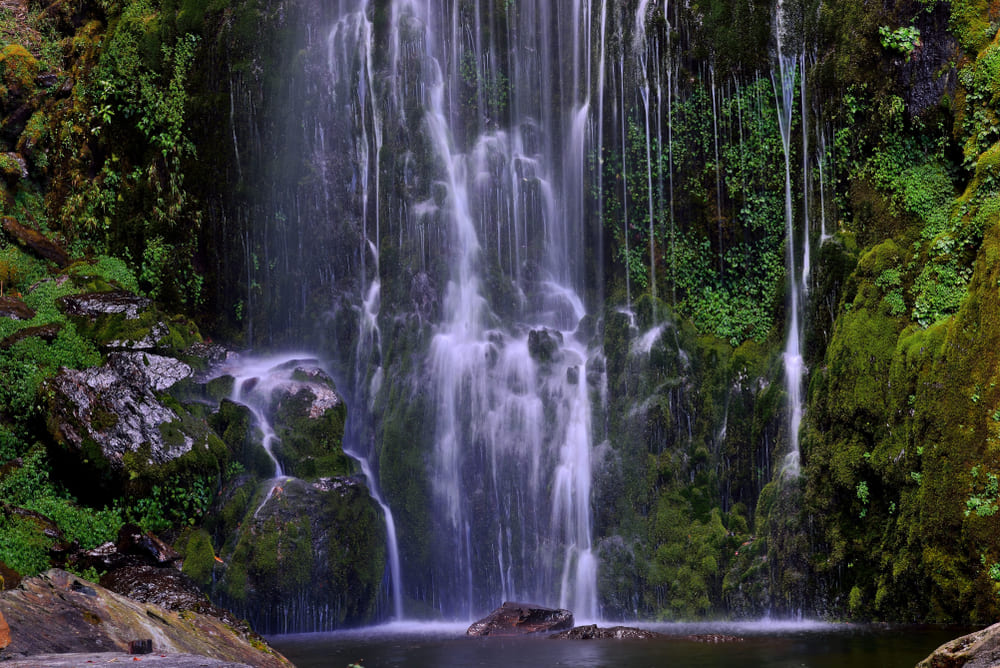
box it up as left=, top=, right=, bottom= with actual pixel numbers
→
left=270, top=621, right=971, bottom=668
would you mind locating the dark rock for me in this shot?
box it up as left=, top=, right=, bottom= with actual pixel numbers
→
left=34, top=72, right=59, bottom=88
left=917, top=621, right=1000, bottom=668
left=566, top=365, right=580, bottom=385
left=900, top=4, right=959, bottom=119
left=0, top=323, right=62, bottom=349
left=467, top=602, right=574, bottom=636
left=57, top=290, right=151, bottom=320
left=549, top=624, right=662, bottom=640
left=0, top=296, right=34, bottom=320
left=47, top=352, right=195, bottom=471
left=0, top=217, right=69, bottom=267
left=101, top=563, right=217, bottom=616
left=129, top=639, right=152, bottom=654
left=115, top=525, right=182, bottom=565
left=0, top=569, right=292, bottom=667
left=527, top=328, right=563, bottom=362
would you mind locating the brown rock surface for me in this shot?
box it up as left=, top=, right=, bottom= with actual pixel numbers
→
left=0, top=569, right=291, bottom=667
left=918, top=622, right=1000, bottom=668
left=467, top=601, right=574, bottom=636
left=0, top=608, right=9, bottom=649
left=0, top=295, right=34, bottom=320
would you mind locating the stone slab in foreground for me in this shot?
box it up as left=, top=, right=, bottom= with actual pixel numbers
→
left=467, top=601, right=573, bottom=636
left=918, top=621, right=1000, bottom=668
left=0, top=651, right=255, bottom=667
left=0, top=569, right=291, bottom=668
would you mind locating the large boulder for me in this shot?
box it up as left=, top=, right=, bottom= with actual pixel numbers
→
left=467, top=601, right=574, bottom=636
left=918, top=622, right=1000, bottom=668
left=211, top=476, right=387, bottom=633
left=0, top=569, right=291, bottom=667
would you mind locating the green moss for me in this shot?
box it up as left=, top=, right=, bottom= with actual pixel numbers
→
left=0, top=44, right=38, bottom=92
left=271, top=388, right=350, bottom=479
left=179, top=527, right=215, bottom=586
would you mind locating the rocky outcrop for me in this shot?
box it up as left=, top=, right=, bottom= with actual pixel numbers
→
left=917, top=622, right=1000, bottom=668
left=549, top=624, right=661, bottom=639
left=48, top=352, right=195, bottom=470
left=58, top=290, right=151, bottom=320
left=467, top=602, right=574, bottom=636
left=0, top=569, right=292, bottom=667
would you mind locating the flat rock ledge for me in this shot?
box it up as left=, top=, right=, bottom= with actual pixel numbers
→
left=467, top=602, right=574, bottom=636
left=918, top=621, right=1000, bottom=668
left=0, top=651, right=256, bottom=667
left=0, top=569, right=291, bottom=668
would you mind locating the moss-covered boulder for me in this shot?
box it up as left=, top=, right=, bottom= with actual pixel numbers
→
left=212, top=476, right=386, bottom=633
left=269, top=371, right=350, bottom=479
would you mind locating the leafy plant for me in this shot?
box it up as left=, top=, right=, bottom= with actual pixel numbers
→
left=878, top=25, right=921, bottom=59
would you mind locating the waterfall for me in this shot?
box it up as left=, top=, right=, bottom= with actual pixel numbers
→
left=773, top=0, right=804, bottom=476
left=281, top=0, right=604, bottom=620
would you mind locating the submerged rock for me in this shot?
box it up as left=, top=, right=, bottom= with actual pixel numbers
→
left=0, top=569, right=291, bottom=667
left=549, top=624, right=662, bottom=639
left=917, top=621, right=1000, bottom=668
left=467, top=602, right=574, bottom=636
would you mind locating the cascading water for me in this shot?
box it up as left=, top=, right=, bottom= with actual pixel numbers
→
left=414, top=0, right=600, bottom=619
left=279, top=0, right=606, bottom=621
left=773, top=0, right=805, bottom=476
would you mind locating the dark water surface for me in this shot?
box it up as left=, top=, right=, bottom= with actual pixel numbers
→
left=269, top=621, right=971, bottom=668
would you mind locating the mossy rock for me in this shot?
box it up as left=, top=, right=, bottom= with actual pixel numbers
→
left=270, top=385, right=351, bottom=479
left=0, top=45, right=38, bottom=95
left=212, top=477, right=386, bottom=632
left=178, top=528, right=216, bottom=586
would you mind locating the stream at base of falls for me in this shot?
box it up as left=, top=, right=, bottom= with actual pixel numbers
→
left=269, top=621, right=972, bottom=668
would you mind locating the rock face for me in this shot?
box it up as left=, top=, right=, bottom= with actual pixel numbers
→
left=549, top=624, right=661, bottom=640
left=48, top=351, right=195, bottom=470
left=466, top=602, right=574, bottom=636
left=0, top=569, right=292, bottom=667
left=918, top=622, right=1000, bottom=668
